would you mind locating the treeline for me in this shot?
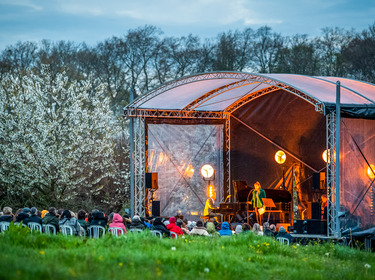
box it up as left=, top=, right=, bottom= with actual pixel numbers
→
left=1, top=24, right=374, bottom=115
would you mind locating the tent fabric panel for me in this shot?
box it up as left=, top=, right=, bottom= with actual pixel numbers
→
left=139, top=78, right=241, bottom=110
left=340, top=118, right=375, bottom=229
left=263, top=74, right=373, bottom=105
left=317, top=77, right=375, bottom=102
left=195, top=82, right=270, bottom=111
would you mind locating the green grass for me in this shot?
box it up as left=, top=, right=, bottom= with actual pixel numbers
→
left=0, top=226, right=374, bottom=280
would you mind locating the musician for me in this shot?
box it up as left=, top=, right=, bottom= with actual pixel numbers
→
left=250, top=181, right=266, bottom=224
left=204, top=192, right=219, bottom=220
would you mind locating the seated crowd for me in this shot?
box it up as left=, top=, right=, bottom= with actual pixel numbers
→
left=0, top=206, right=293, bottom=242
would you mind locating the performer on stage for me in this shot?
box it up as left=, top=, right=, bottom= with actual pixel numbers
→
left=204, top=192, right=219, bottom=221
left=251, top=181, right=266, bottom=224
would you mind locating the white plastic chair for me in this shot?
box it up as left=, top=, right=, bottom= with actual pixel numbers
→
left=129, top=228, right=143, bottom=233
left=43, top=224, right=56, bottom=235
left=88, top=225, right=106, bottom=238
left=14, top=222, right=28, bottom=227
left=108, top=227, right=125, bottom=237
left=170, top=231, right=178, bottom=239
left=151, top=230, right=162, bottom=239
left=28, top=222, right=43, bottom=233
left=276, top=237, right=290, bottom=245
left=0, top=222, right=10, bottom=232
left=61, top=225, right=74, bottom=236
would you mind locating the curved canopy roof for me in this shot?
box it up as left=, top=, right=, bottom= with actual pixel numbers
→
left=125, top=72, right=375, bottom=119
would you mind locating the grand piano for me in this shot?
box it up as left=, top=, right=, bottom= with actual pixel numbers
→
left=213, top=181, right=292, bottom=223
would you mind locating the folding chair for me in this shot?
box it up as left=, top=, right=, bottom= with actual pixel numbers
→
left=151, top=230, right=162, bottom=239
left=170, top=231, right=178, bottom=239
left=276, top=237, right=290, bottom=245
left=108, top=227, right=125, bottom=237
left=28, top=222, right=42, bottom=233
left=13, top=222, right=28, bottom=227
left=88, top=225, right=106, bottom=238
left=43, top=224, right=56, bottom=235
left=61, top=225, right=74, bottom=236
left=0, top=222, right=10, bottom=232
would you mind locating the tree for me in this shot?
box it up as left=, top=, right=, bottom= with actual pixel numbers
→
left=0, top=66, right=128, bottom=208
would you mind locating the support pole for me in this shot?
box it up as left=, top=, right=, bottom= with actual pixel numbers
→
left=335, top=81, right=341, bottom=237
left=130, top=89, right=134, bottom=218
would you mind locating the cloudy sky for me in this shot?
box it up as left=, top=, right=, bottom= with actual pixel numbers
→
left=0, top=0, right=374, bottom=50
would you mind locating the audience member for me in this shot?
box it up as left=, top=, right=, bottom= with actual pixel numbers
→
left=109, top=213, right=127, bottom=235
left=218, top=222, right=233, bottom=236
left=275, top=226, right=293, bottom=243
left=206, top=221, right=220, bottom=237
left=263, top=222, right=274, bottom=237
left=42, top=207, right=60, bottom=231
left=129, top=215, right=145, bottom=230
left=190, top=220, right=209, bottom=236
left=90, top=210, right=108, bottom=228
left=16, top=208, right=30, bottom=223
left=166, top=217, right=184, bottom=237
left=235, top=224, right=243, bottom=234
left=0, top=207, right=14, bottom=222
left=151, top=217, right=170, bottom=236
left=77, top=210, right=90, bottom=231
left=269, top=224, right=277, bottom=236
left=24, top=207, right=43, bottom=226
left=176, top=219, right=190, bottom=235
left=242, top=223, right=252, bottom=233
left=41, top=210, right=48, bottom=218
left=59, top=210, right=83, bottom=236
left=252, top=223, right=262, bottom=235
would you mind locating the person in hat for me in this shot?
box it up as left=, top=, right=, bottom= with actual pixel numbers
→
left=15, top=207, right=30, bottom=223
left=24, top=207, right=43, bottom=226
left=275, top=226, right=293, bottom=243
left=166, top=216, right=183, bottom=237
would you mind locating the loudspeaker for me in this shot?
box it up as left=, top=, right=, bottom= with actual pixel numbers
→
left=152, top=201, right=160, bottom=217
left=293, top=220, right=307, bottom=234
left=145, top=173, right=158, bottom=189
left=307, top=202, right=321, bottom=219
left=312, top=172, right=320, bottom=189
left=306, top=219, right=327, bottom=234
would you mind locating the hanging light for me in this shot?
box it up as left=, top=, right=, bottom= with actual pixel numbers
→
left=367, top=164, right=375, bottom=179
left=200, top=164, right=214, bottom=179
left=322, top=149, right=336, bottom=163
left=275, top=150, right=286, bottom=164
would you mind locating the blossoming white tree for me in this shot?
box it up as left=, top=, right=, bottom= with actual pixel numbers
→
left=0, top=66, right=128, bottom=207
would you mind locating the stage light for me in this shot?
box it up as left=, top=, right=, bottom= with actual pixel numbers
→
left=322, top=149, right=336, bottom=163
left=275, top=150, right=286, bottom=164
left=367, top=164, right=375, bottom=179
left=200, top=164, right=214, bottom=179
left=184, top=164, right=195, bottom=178
left=208, top=184, right=214, bottom=198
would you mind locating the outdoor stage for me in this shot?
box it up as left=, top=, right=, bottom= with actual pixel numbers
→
left=125, top=71, right=375, bottom=237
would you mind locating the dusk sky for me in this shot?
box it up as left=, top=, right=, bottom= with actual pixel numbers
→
left=0, top=0, right=374, bottom=50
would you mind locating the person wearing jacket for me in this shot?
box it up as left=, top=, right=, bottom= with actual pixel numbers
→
left=0, top=207, right=14, bottom=222
left=275, top=226, right=293, bottom=243
left=24, top=207, right=43, bottom=226
left=42, top=207, right=60, bottom=231
left=151, top=217, right=170, bottom=236
left=176, top=219, right=190, bottom=235
left=109, top=213, right=127, bottom=235
left=90, top=210, right=108, bottom=228
left=15, top=208, right=30, bottom=223
left=218, top=222, right=233, bottom=236
left=166, top=217, right=184, bottom=237
left=77, top=210, right=90, bottom=232
left=129, top=215, right=146, bottom=230
left=205, top=221, right=219, bottom=237
left=59, top=210, right=83, bottom=236
left=190, top=220, right=209, bottom=236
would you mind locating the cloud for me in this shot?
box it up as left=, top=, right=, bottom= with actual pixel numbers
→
left=1, top=0, right=43, bottom=11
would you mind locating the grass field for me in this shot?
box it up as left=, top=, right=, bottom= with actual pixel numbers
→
left=0, top=225, right=374, bottom=280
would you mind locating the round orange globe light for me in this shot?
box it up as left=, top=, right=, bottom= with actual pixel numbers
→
left=323, top=149, right=336, bottom=163
left=275, top=150, right=286, bottom=164
left=367, top=164, right=375, bottom=179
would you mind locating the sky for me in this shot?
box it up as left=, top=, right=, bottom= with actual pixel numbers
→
left=0, top=0, right=374, bottom=50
